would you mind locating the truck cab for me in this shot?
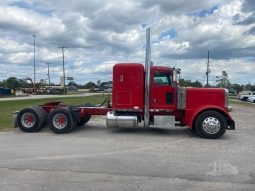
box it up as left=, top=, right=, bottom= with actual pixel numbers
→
left=111, top=62, right=234, bottom=139
left=112, top=64, right=178, bottom=112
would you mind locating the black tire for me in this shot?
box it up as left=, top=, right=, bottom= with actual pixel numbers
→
left=77, top=115, right=91, bottom=126
left=47, top=107, right=75, bottom=134
left=33, top=106, right=47, bottom=130
left=17, top=107, right=44, bottom=132
left=195, top=110, right=227, bottom=139
left=76, top=103, right=93, bottom=126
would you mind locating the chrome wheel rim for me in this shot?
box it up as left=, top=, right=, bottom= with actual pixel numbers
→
left=21, top=112, right=35, bottom=128
left=202, top=117, right=221, bottom=134
left=52, top=113, right=67, bottom=129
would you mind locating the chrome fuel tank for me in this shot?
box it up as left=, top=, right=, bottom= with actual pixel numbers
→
left=106, top=111, right=138, bottom=128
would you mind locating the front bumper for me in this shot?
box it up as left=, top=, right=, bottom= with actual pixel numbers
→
left=226, top=106, right=233, bottom=112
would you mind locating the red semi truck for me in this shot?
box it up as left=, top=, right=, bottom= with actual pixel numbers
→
left=13, top=28, right=234, bottom=139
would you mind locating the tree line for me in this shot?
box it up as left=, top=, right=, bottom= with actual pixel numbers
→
left=1, top=75, right=254, bottom=95
left=0, top=77, right=112, bottom=91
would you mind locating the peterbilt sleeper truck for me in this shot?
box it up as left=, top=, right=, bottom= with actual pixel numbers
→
left=14, top=28, right=235, bottom=139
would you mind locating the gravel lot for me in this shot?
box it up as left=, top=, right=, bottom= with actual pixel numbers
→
left=0, top=104, right=254, bottom=191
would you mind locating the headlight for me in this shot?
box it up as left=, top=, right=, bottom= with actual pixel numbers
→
left=225, top=89, right=229, bottom=107
left=225, top=89, right=232, bottom=112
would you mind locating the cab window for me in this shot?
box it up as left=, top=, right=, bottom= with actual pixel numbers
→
left=154, top=72, right=172, bottom=85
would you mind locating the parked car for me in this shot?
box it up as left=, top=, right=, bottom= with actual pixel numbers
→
left=104, top=87, right=112, bottom=92
left=89, top=86, right=103, bottom=92
left=238, top=92, right=255, bottom=101
left=68, top=85, right=78, bottom=91
left=103, top=83, right=112, bottom=92
left=247, top=96, right=255, bottom=103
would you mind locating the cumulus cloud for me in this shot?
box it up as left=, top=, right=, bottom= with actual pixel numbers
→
left=0, top=0, right=254, bottom=85
left=141, top=0, right=221, bottom=15
left=0, top=5, right=65, bottom=37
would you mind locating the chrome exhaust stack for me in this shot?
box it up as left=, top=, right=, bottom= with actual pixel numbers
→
left=106, top=28, right=152, bottom=128
left=144, top=27, right=152, bottom=127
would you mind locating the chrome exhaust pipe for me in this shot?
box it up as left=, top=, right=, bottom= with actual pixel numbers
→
left=144, top=27, right=151, bottom=127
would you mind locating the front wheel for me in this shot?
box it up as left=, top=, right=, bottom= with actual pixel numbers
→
left=195, top=110, right=227, bottom=139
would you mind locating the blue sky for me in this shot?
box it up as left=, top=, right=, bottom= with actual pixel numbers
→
left=0, top=0, right=254, bottom=85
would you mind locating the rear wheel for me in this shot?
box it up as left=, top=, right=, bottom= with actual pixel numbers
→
left=76, top=103, right=93, bottom=126
left=195, top=110, right=227, bottom=139
left=48, top=107, right=75, bottom=134
left=17, top=107, right=45, bottom=132
left=77, top=115, right=91, bottom=126
left=33, top=106, right=47, bottom=130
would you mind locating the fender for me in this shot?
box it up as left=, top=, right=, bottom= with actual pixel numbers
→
left=186, top=105, right=234, bottom=128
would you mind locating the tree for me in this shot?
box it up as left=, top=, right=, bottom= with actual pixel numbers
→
left=100, top=81, right=112, bottom=88
left=84, top=82, right=96, bottom=89
left=250, top=85, right=255, bottom=92
left=244, top=82, right=255, bottom=91
left=179, top=79, right=202, bottom=87
left=3, top=77, right=20, bottom=94
left=68, top=81, right=78, bottom=87
left=216, top=71, right=229, bottom=88
left=232, top=84, right=244, bottom=94
left=37, top=79, right=47, bottom=88
left=193, top=81, right=203, bottom=88
left=97, top=80, right=101, bottom=86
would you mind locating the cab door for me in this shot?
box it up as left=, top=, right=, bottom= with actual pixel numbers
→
left=150, top=69, right=175, bottom=110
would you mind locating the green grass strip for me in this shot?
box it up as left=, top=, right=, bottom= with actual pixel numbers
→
left=0, top=95, right=108, bottom=131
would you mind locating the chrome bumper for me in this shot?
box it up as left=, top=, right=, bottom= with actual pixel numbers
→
left=226, top=106, right=233, bottom=112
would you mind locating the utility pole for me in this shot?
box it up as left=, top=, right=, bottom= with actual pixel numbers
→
left=32, top=35, right=36, bottom=86
left=58, top=46, right=67, bottom=94
left=46, top=62, right=50, bottom=89
left=206, top=50, right=210, bottom=87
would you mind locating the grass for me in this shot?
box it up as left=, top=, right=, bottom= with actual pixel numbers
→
left=229, top=99, right=255, bottom=108
left=0, top=95, right=108, bottom=131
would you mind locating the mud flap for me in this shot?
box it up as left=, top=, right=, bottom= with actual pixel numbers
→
left=13, top=111, right=19, bottom=128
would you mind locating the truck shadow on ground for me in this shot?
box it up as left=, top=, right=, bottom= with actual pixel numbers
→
left=72, top=124, right=199, bottom=138
left=110, top=127, right=198, bottom=137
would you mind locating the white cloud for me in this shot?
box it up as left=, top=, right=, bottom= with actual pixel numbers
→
left=0, top=0, right=254, bottom=85
left=0, top=37, right=30, bottom=53
left=94, top=61, right=115, bottom=73
left=0, top=5, right=65, bottom=37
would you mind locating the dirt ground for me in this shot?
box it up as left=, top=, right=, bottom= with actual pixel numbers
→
left=0, top=104, right=254, bottom=191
